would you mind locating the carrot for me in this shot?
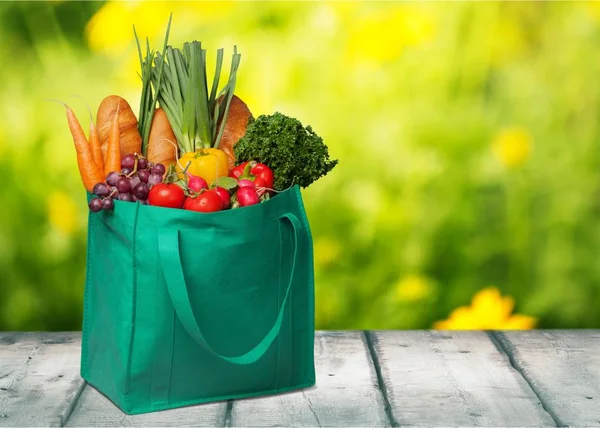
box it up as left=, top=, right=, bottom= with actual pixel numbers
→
left=104, top=106, right=122, bottom=176
left=89, top=119, right=104, bottom=175
left=63, top=105, right=104, bottom=192
left=72, top=95, right=104, bottom=173
left=147, top=108, right=178, bottom=169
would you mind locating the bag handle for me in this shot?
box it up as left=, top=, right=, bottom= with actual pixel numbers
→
left=157, top=213, right=303, bottom=365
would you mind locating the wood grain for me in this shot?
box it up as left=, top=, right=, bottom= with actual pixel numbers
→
left=372, top=331, right=556, bottom=427
left=0, top=332, right=84, bottom=427
left=229, top=331, right=389, bottom=427
left=496, top=330, right=600, bottom=427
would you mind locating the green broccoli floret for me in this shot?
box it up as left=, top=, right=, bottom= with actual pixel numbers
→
left=234, top=112, right=338, bottom=190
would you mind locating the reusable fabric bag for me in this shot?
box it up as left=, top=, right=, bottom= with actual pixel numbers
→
left=80, top=185, right=316, bottom=415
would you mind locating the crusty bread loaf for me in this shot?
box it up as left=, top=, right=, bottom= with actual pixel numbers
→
left=217, top=95, right=253, bottom=170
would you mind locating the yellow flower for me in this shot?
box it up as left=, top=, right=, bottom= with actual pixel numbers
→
left=86, top=1, right=234, bottom=54
left=492, top=127, right=532, bottom=168
left=394, top=274, right=433, bottom=302
left=346, top=5, right=436, bottom=63
left=313, top=237, right=341, bottom=269
left=586, top=1, right=600, bottom=22
left=434, top=287, right=536, bottom=330
left=47, top=191, right=79, bottom=235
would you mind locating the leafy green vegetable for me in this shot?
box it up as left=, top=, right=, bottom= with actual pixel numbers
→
left=150, top=40, right=241, bottom=154
left=234, top=112, right=338, bottom=190
left=134, top=14, right=172, bottom=155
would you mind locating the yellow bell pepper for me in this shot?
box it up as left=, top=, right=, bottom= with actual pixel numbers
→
left=177, top=148, right=229, bottom=185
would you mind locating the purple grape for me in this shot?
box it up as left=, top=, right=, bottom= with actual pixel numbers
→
left=131, top=195, right=138, bottom=202
left=138, top=169, right=150, bottom=183
left=121, top=154, right=136, bottom=170
left=147, top=161, right=155, bottom=168
left=148, top=173, right=163, bottom=186
left=133, top=182, right=149, bottom=199
left=118, top=193, right=133, bottom=202
left=139, top=199, right=148, bottom=205
left=93, top=182, right=110, bottom=197
left=106, top=171, right=119, bottom=186
left=121, top=167, right=132, bottom=175
left=151, top=164, right=166, bottom=176
left=130, top=176, right=141, bottom=189
left=89, top=198, right=103, bottom=212
left=116, top=177, right=131, bottom=193
left=109, top=187, right=119, bottom=199
left=137, top=158, right=148, bottom=170
left=102, top=198, right=114, bottom=211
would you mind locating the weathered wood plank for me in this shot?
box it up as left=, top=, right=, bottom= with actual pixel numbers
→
left=0, top=332, right=84, bottom=427
left=496, top=330, right=600, bottom=427
left=229, top=331, right=389, bottom=427
left=65, top=385, right=227, bottom=427
left=373, top=331, right=556, bottom=427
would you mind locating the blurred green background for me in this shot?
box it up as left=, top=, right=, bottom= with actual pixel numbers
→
left=1, top=1, right=600, bottom=331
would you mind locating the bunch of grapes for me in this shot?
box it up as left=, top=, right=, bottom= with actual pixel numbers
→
left=88, top=154, right=166, bottom=212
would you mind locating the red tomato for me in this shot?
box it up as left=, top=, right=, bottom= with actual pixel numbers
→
left=183, top=190, right=223, bottom=213
left=250, top=163, right=274, bottom=190
left=229, top=162, right=249, bottom=179
left=213, top=186, right=231, bottom=209
left=148, top=183, right=186, bottom=209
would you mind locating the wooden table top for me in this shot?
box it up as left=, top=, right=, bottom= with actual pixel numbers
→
left=1, top=331, right=599, bottom=427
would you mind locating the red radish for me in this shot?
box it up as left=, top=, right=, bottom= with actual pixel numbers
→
left=238, top=179, right=255, bottom=188
left=237, top=186, right=260, bottom=207
left=213, top=186, right=231, bottom=209
left=188, top=174, right=208, bottom=192
left=148, top=183, right=186, bottom=208
left=184, top=190, right=223, bottom=212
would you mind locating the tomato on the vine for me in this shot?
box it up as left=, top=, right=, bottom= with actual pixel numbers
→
left=183, top=190, right=223, bottom=213
left=148, top=183, right=186, bottom=209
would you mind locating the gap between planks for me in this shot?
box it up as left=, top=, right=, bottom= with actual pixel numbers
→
left=59, top=380, right=86, bottom=427
left=364, top=331, right=399, bottom=427
left=488, top=332, right=563, bottom=427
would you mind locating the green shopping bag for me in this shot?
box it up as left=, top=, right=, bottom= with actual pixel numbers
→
left=80, top=185, right=316, bottom=415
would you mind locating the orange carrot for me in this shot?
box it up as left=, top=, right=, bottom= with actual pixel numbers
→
left=104, top=107, right=122, bottom=176
left=64, top=105, right=104, bottom=192
left=72, top=95, right=104, bottom=173
left=89, top=120, right=104, bottom=175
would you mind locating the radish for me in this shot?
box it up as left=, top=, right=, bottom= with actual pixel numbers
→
left=237, top=186, right=260, bottom=206
left=214, top=186, right=231, bottom=209
left=188, top=174, right=208, bottom=192
left=237, top=179, right=255, bottom=188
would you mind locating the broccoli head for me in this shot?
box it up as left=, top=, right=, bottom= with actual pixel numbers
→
left=233, top=112, right=338, bottom=190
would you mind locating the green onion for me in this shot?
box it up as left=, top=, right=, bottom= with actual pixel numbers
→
left=149, top=30, right=241, bottom=154
left=134, top=14, right=172, bottom=156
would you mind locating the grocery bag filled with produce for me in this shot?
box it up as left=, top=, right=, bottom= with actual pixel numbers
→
left=59, top=17, right=337, bottom=415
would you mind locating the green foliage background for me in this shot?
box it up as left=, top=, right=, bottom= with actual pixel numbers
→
left=1, top=1, right=599, bottom=331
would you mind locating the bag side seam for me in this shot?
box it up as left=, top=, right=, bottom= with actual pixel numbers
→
left=295, top=188, right=316, bottom=376
left=80, top=208, right=93, bottom=379
left=123, top=201, right=141, bottom=408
